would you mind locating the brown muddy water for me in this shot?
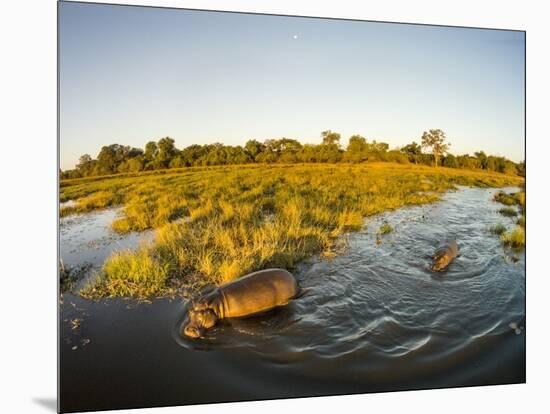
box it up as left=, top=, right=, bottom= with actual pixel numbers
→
left=59, top=187, right=525, bottom=413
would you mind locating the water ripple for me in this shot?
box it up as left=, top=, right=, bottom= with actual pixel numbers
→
left=178, top=186, right=525, bottom=369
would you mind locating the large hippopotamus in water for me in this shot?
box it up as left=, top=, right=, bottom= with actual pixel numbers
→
left=181, top=268, right=300, bottom=338
left=431, top=240, right=459, bottom=271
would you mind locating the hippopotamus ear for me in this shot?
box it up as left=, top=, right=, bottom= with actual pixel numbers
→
left=193, top=288, right=217, bottom=311
left=189, top=298, right=206, bottom=312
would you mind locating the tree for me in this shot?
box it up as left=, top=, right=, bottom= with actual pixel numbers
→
left=297, top=144, right=318, bottom=163
left=255, top=151, right=278, bottom=163
left=263, top=138, right=302, bottom=156
left=144, top=141, right=158, bottom=162
left=443, top=154, right=458, bottom=168
left=401, top=142, right=422, bottom=164
left=244, top=139, right=264, bottom=159
left=77, top=154, right=92, bottom=167
left=321, top=130, right=341, bottom=146
left=421, top=129, right=450, bottom=167
left=516, top=161, right=525, bottom=177
left=156, top=137, right=177, bottom=168
left=97, top=144, right=129, bottom=174
left=126, top=147, right=144, bottom=159
left=486, top=157, right=497, bottom=171
left=364, top=140, right=389, bottom=161
left=127, top=157, right=144, bottom=172
left=474, top=151, right=488, bottom=169
left=502, top=160, right=517, bottom=175
left=456, top=154, right=479, bottom=170
left=75, top=154, right=95, bottom=176
left=317, top=143, right=342, bottom=163
left=224, top=146, right=252, bottom=164
left=344, top=135, right=368, bottom=163
left=385, top=150, right=409, bottom=164
left=61, top=131, right=520, bottom=179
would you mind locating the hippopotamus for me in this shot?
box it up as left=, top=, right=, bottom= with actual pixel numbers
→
left=431, top=240, right=459, bottom=271
left=181, top=268, right=299, bottom=338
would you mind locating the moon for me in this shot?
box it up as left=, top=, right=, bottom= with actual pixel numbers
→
left=293, top=35, right=298, bottom=39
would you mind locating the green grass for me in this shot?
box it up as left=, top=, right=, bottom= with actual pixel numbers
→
left=494, top=191, right=519, bottom=206
left=81, top=248, right=170, bottom=298
left=378, top=223, right=393, bottom=235
left=491, top=189, right=525, bottom=250
left=498, top=207, right=518, bottom=217
left=489, top=223, right=507, bottom=236
left=61, top=163, right=523, bottom=298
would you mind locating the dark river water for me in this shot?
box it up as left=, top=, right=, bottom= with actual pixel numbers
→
left=59, top=187, right=525, bottom=413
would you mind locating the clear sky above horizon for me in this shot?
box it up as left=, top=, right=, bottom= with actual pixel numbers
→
left=59, top=2, right=525, bottom=170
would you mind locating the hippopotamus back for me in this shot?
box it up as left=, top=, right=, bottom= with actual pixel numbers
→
left=431, top=240, right=459, bottom=271
left=435, top=240, right=458, bottom=257
left=220, top=268, right=299, bottom=318
left=182, top=268, right=300, bottom=338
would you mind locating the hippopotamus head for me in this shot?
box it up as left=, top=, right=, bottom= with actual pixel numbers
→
left=181, top=307, right=218, bottom=338
left=431, top=251, right=450, bottom=272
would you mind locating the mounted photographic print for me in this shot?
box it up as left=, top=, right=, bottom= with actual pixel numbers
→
left=58, top=1, right=526, bottom=412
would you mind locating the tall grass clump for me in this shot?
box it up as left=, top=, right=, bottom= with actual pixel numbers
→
left=82, top=248, right=170, bottom=298
left=378, top=223, right=393, bottom=235
left=494, top=191, right=518, bottom=206
left=489, top=223, right=507, bottom=236
left=501, top=227, right=525, bottom=248
left=490, top=189, right=525, bottom=249
left=498, top=207, right=518, bottom=217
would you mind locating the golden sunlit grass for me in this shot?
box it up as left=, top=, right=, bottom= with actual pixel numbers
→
left=62, top=163, right=523, bottom=298
left=501, top=227, right=525, bottom=248
left=81, top=248, right=170, bottom=298
left=492, top=189, right=526, bottom=249
left=494, top=191, right=518, bottom=206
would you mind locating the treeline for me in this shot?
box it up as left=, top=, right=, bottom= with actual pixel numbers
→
left=61, top=130, right=525, bottom=179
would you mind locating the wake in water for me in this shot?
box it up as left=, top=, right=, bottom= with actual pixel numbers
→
left=174, top=187, right=525, bottom=364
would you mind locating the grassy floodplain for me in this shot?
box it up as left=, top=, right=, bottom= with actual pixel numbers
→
left=60, top=163, right=523, bottom=298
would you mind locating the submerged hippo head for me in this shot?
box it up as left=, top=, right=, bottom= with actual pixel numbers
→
left=181, top=308, right=218, bottom=338
left=431, top=252, right=451, bottom=272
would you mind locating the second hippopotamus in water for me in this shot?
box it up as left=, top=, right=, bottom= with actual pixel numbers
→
left=181, top=268, right=300, bottom=338
left=431, top=240, right=459, bottom=271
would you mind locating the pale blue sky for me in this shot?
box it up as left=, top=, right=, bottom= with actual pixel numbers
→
left=59, top=2, right=525, bottom=170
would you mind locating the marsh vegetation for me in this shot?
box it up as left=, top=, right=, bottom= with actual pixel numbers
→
left=60, top=163, right=523, bottom=299
left=492, top=189, right=526, bottom=249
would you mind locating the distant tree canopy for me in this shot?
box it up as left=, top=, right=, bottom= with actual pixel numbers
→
left=60, top=130, right=524, bottom=179
left=421, top=129, right=450, bottom=168
left=401, top=141, right=422, bottom=164
left=321, top=130, right=341, bottom=146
